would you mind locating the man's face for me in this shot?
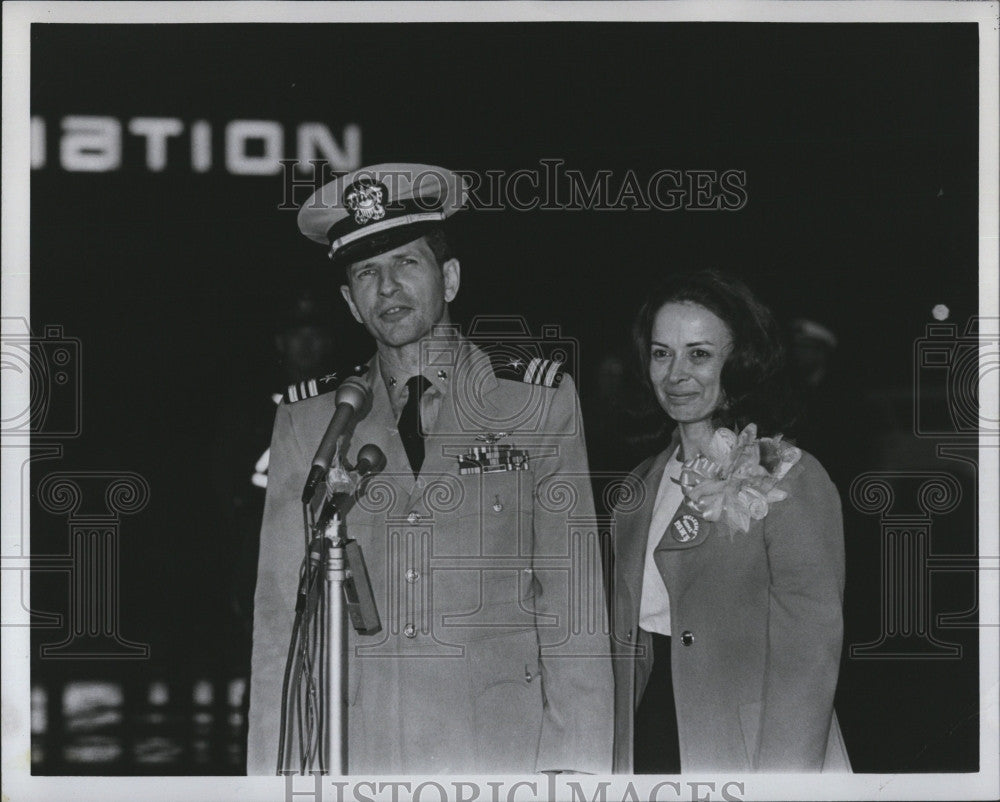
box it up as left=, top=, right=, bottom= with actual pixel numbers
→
left=340, top=236, right=460, bottom=349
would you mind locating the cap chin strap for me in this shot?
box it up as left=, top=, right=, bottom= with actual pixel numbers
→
left=328, top=212, right=446, bottom=259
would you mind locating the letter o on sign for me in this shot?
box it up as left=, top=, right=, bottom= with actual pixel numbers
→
left=225, top=120, right=283, bottom=175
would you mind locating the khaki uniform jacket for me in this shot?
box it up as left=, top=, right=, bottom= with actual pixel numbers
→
left=611, top=438, right=852, bottom=772
left=248, top=340, right=613, bottom=774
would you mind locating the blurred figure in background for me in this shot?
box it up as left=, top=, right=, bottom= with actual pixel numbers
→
left=785, top=317, right=884, bottom=495
left=584, top=347, right=673, bottom=518
left=586, top=351, right=669, bottom=474
left=211, top=287, right=340, bottom=651
left=274, top=291, right=340, bottom=386
left=582, top=349, right=662, bottom=472
left=789, top=318, right=837, bottom=390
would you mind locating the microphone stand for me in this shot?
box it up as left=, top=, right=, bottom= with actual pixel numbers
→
left=280, top=453, right=383, bottom=776
left=321, top=513, right=348, bottom=774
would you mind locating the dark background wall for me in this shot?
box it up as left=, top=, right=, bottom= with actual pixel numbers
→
left=26, top=22, right=981, bottom=774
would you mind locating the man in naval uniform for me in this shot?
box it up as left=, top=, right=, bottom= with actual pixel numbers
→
left=247, top=164, right=613, bottom=775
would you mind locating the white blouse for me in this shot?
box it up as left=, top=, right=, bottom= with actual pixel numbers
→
left=638, top=448, right=684, bottom=636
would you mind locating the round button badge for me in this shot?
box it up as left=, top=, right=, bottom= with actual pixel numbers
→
left=671, top=514, right=700, bottom=543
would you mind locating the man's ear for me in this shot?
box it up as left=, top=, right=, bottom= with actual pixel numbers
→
left=340, top=284, right=363, bottom=324
left=442, top=258, right=461, bottom=303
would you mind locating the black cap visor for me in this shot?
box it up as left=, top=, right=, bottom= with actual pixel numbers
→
left=332, top=221, right=440, bottom=271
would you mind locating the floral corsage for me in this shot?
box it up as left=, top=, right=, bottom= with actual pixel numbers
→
left=677, top=424, right=801, bottom=534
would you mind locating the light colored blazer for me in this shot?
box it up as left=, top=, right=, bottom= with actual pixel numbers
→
left=612, top=435, right=852, bottom=772
left=247, top=340, right=613, bottom=775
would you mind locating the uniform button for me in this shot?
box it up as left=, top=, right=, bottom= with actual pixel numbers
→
left=407, top=511, right=420, bottom=524
left=681, top=630, right=694, bottom=646
left=492, top=495, right=503, bottom=513
left=625, top=632, right=632, bottom=641
left=405, top=568, right=420, bottom=583
left=403, top=623, right=417, bottom=638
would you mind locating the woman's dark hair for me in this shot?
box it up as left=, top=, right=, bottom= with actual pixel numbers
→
left=631, top=269, right=797, bottom=436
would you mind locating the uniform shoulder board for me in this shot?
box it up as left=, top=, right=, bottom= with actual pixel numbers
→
left=283, top=363, right=370, bottom=404
left=488, top=352, right=566, bottom=389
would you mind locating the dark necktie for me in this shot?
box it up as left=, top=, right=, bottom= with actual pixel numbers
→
left=398, top=375, right=429, bottom=477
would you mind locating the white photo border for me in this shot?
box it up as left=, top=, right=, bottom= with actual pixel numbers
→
left=3, top=2, right=998, bottom=801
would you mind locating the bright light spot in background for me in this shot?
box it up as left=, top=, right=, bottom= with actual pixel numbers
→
left=228, top=678, right=247, bottom=726
left=135, top=736, right=182, bottom=764
left=65, top=736, right=122, bottom=763
left=32, top=686, right=46, bottom=732
left=932, top=304, right=950, bottom=321
left=193, top=679, right=213, bottom=706
left=148, top=681, right=169, bottom=706
left=229, top=677, right=247, bottom=707
left=63, top=681, right=123, bottom=732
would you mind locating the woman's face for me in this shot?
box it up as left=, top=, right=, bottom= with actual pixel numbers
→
left=649, top=301, right=733, bottom=424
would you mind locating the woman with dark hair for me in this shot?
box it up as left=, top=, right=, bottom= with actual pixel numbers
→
left=611, top=270, right=851, bottom=773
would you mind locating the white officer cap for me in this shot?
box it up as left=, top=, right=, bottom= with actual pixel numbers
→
left=298, top=163, right=468, bottom=266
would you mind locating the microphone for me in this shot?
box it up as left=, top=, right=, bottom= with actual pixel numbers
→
left=301, top=377, right=372, bottom=503
left=314, top=444, right=387, bottom=533
left=354, top=443, right=388, bottom=477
